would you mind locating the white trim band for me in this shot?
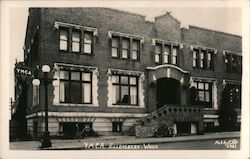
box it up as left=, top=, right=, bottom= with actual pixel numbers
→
left=146, top=64, right=189, bottom=74
left=191, top=45, right=217, bottom=54
left=54, top=21, right=98, bottom=36
left=107, top=31, right=144, bottom=43
left=26, top=112, right=148, bottom=119
left=223, top=50, right=242, bottom=56
left=204, top=114, right=219, bottom=118
left=152, top=38, right=183, bottom=48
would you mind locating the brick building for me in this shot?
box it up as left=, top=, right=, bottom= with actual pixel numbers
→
left=18, top=8, right=241, bottom=138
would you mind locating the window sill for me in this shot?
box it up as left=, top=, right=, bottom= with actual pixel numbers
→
left=193, top=67, right=214, bottom=71
left=111, top=56, right=140, bottom=62
left=59, top=50, right=93, bottom=55
left=108, top=104, right=145, bottom=108
left=204, top=108, right=218, bottom=111
left=54, top=103, right=99, bottom=107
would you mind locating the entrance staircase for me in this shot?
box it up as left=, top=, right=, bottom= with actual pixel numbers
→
left=135, top=104, right=204, bottom=138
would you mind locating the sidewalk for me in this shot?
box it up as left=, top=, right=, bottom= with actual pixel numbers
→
left=9, top=131, right=240, bottom=150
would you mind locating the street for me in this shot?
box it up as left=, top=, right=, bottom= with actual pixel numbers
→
left=10, top=132, right=240, bottom=150
left=80, top=137, right=240, bottom=150
left=156, top=138, right=240, bottom=150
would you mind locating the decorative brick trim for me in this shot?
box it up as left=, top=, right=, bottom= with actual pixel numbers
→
left=26, top=112, right=148, bottom=118
left=190, top=45, right=217, bottom=54
left=152, top=38, right=183, bottom=48
left=54, top=21, right=98, bottom=36
left=107, top=31, right=144, bottom=43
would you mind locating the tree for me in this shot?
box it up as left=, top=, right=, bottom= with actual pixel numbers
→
left=219, top=85, right=238, bottom=131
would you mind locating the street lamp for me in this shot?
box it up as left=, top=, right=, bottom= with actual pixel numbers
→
left=33, top=64, right=52, bottom=148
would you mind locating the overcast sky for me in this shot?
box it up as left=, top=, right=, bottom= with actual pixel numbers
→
left=9, top=7, right=242, bottom=98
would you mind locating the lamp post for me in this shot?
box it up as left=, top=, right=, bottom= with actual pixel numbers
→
left=32, top=65, right=52, bottom=148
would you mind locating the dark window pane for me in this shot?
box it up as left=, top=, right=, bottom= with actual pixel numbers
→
left=70, top=82, right=81, bottom=103
left=121, top=86, right=129, bottom=104
left=60, top=81, right=70, bottom=102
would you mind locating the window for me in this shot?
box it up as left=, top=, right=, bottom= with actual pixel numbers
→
left=155, top=44, right=161, bottom=63
left=193, top=49, right=198, bottom=67
left=84, top=32, right=93, bottom=54
left=207, top=51, right=213, bottom=69
left=72, top=30, right=80, bottom=52
left=112, top=75, right=138, bottom=105
left=33, top=85, right=39, bottom=106
left=111, top=37, right=140, bottom=60
left=172, top=47, right=178, bottom=65
left=193, top=82, right=212, bottom=108
left=163, top=45, right=170, bottom=64
left=225, top=53, right=242, bottom=73
left=154, top=43, right=179, bottom=65
left=122, top=39, right=129, bottom=59
left=112, top=122, right=122, bottom=132
left=192, top=48, right=214, bottom=69
left=59, top=28, right=68, bottom=51
left=59, top=27, right=93, bottom=54
left=112, top=37, right=119, bottom=57
left=132, top=40, right=140, bottom=60
left=200, top=51, right=205, bottom=68
left=59, top=70, right=92, bottom=104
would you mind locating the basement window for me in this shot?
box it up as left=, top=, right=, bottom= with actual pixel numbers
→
left=112, top=122, right=122, bottom=132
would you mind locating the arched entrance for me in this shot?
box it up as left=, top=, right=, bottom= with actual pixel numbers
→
left=157, top=78, right=180, bottom=109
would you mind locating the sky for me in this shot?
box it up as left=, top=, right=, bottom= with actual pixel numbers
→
left=9, top=7, right=242, bottom=98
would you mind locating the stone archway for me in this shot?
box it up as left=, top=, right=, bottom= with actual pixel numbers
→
left=146, top=64, right=190, bottom=112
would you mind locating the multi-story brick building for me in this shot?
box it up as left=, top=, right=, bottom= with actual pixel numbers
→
left=17, top=8, right=241, bottom=138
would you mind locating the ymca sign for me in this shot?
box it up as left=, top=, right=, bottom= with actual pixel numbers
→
left=16, top=68, right=32, bottom=75
left=15, top=65, right=33, bottom=76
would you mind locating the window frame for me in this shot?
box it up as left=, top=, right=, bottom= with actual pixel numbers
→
left=71, top=29, right=81, bottom=53
left=112, top=122, right=123, bottom=132
left=225, top=53, right=242, bottom=74
left=192, top=48, right=214, bottom=70
left=154, top=43, right=179, bottom=65
left=59, top=69, right=93, bottom=104
left=59, top=27, right=69, bottom=51
left=112, top=74, right=139, bottom=106
left=193, top=81, right=212, bottom=108
left=155, top=44, right=162, bottom=64
left=83, top=31, right=93, bottom=54
left=193, top=49, right=199, bottom=67
left=59, top=27, right=94, bottom=54
left=131, top=39, right=140, bottom=60
left=111, top=36, right=140, bottom=61
left=121, top=38, right=130, bottom=59
left=111, top=36, right=120, bottom=58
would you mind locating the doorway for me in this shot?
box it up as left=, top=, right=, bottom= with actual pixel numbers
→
left=156, top=78, right=180, bottom=109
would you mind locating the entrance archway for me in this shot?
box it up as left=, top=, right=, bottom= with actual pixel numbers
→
left=157, top=78, right=180, bottom=109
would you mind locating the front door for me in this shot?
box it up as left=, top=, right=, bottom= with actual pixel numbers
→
left=157, top=78, right=180, bottom=109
